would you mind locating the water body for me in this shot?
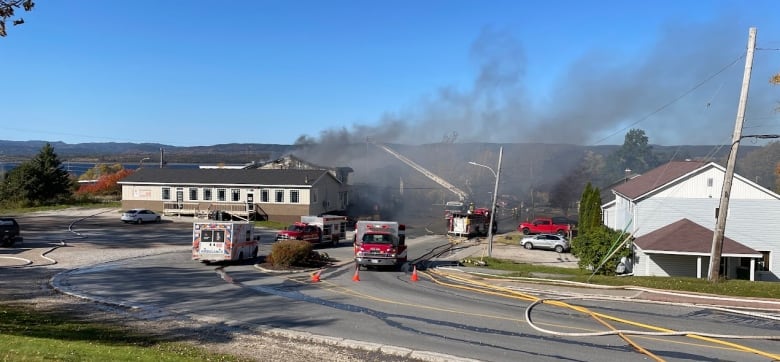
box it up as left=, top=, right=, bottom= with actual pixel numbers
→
left=0, top=162, right=199, bottom=177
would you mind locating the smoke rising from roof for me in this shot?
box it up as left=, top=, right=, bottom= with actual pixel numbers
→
left=289, top=16, right=779, bottom=229
left=299, top=17, right=779, bottom=147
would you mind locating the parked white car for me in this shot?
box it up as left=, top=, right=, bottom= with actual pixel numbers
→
left=520, top=234, right=570, bottom=253
left=121, top=209, right=161, bottom=224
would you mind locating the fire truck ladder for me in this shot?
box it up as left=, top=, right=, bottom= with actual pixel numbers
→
left=372, top=142, right=468, bottom=202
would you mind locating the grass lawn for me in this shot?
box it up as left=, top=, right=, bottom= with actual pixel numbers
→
left=475, top=257, right=780, bottom=299
left=0, top=304, right=246, bottom=362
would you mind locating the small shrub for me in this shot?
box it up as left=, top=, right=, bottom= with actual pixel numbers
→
left=571, top=226, right=630, bottom=275
left=269, top=239, right=313, bottom=267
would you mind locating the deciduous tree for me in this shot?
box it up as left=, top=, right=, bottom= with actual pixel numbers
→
left=0, top=0, right=34, bottom=37
left=605, top=128, right=659, bottom=182
left=571, top=226, right=630, bottom=275
left=79, top=163, right=124, bottom=181
left=77, top=168, right=134, bottom=197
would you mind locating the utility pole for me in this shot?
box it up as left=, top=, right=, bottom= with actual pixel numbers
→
left=486, top=146, right=503, bottom=258
left=708, top=27, right=756, bottom=282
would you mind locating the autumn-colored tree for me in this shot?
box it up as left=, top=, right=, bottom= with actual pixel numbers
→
left=77, top=169, right=135, bottom=197
left=79, top=163, right=124, bottom=181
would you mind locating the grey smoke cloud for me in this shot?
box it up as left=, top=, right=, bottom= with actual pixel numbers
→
left=301, top=17, right=779, bottom=147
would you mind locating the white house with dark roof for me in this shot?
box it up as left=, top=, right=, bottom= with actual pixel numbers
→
left=602, top=160, right=780, bottom=281
left=118, top=168, right=349, bottom=223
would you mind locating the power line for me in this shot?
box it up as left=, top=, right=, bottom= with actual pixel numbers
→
left=592, top=55, right=746, bottom=146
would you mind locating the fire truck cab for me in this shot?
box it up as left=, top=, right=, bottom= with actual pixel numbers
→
left=353, top=220, right=407, bottom=269
left=275, top=222, right=322, bottom=243
left=276, top=215, right=348, bottom=247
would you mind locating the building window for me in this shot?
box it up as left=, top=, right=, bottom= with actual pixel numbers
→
left=203, top=188, right=212, bottom=201
left=275, top=190, right=284, bottom=203
left=162, top=187, right=171, bottom=200
left=217, top=188, right=226, bottom=201
left=231, top=189, right=240, bottom=202
left=290, top=190, right=299, bottom=203
left=189, top=188, right=198, bottom=201
left=707, top=177, right=714, bottom=187
left=261, top=189, right=269, bottom=203
left=312, top=190, right=318, bottom=203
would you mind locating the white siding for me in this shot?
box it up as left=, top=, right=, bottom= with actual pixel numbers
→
left=652, top=167, right=777, bottom=200
left=634, top=198, right=720, bottom=237
left=633, top=247, right=650, bottom=276
left=611, top=197, right=634, bottom=233
left=310, top=177, right=342, bottom=214
left=608, top=163, right=780, bottom=279
left=122, top=185, right=162, bottom=201
left=633, top=198, right=780, bottom=274
left=602, top=201, right=615, bottom=230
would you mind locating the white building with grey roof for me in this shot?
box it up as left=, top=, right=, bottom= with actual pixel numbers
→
left=118, top=168, right=350, bottom=223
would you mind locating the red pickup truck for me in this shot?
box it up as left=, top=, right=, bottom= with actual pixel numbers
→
left=517, top=217, right=575, bottom=236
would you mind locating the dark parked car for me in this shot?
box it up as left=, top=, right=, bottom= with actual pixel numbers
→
left=0, top=217, right=22, bottom=247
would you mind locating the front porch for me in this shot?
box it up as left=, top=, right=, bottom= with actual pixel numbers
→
left=162, top=202, right=267, bottom=221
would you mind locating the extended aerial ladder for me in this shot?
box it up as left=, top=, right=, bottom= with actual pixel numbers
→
left=371, top=142, right=468, bottom=202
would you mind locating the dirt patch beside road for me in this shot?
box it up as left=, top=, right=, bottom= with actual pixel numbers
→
left=467, top=233, right=580, bottom=268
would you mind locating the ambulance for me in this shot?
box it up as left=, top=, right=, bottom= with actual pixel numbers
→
left=192, top=221, right=259, bottom=263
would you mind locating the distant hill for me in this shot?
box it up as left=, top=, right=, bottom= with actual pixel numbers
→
left=0, top=140, right=297, bottom=164
left=0, top=139, right=753, bottom=164
left=2, top=139, right=774, bottom=217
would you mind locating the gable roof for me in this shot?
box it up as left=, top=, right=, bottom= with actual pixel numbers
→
left=118, top=168, right=337, bottom=187
left=612, top=161, right=708, bottom=200
left=634, top=218, right=761, bottom=256
left=258, top=154, right=330, bottom=170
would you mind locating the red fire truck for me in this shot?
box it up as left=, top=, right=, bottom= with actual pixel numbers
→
left=447, top=207, right=497, bottom=237
left=353, top=220, right=406, bottom=269
left=276, top=215, right=348, bottom=247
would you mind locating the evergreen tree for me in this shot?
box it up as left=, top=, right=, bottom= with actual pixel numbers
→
left=587, top=187, right=602, bottom=230
left=571, top=182, right=627, bottom=275
left=578, top=183, right=594, bottom=231
left=0, top=143, right=73, bottom=206
left=577, top=182, right=603, bottom=233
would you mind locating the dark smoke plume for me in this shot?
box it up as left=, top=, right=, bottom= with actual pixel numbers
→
left=299, top=17, right=779, bottom=147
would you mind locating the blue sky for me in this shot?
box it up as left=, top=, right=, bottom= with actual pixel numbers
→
left=2, top=0, right=780, bottom=147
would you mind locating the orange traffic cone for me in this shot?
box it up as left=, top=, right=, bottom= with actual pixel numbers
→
left=352, top=265, right=361, bottom=282
left=311, top=269, right=322, bottom=283
left=410, top=265, right=419, bottom=282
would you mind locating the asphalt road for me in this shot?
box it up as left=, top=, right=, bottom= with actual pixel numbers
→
left=40, top=214, right=777, bottom=362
